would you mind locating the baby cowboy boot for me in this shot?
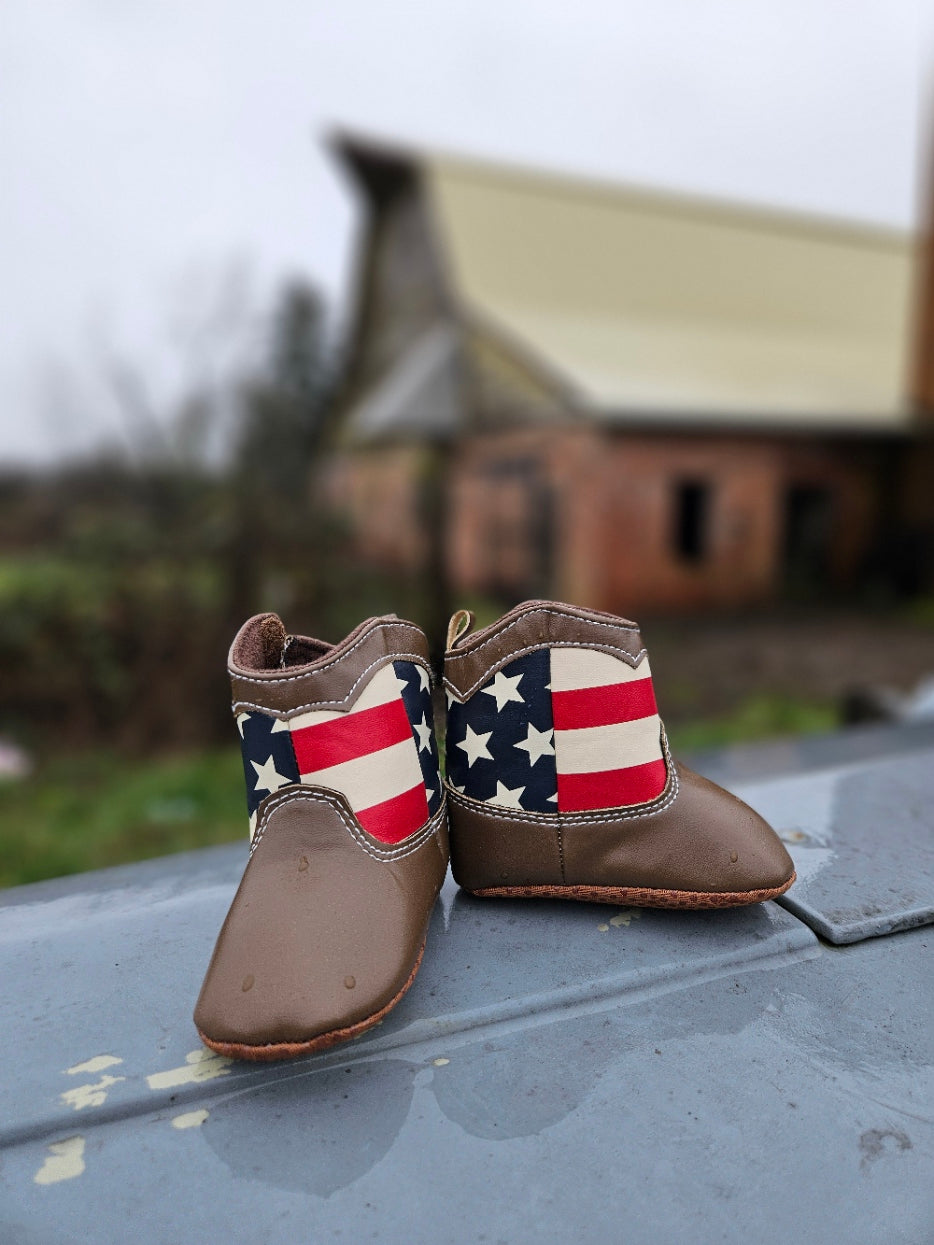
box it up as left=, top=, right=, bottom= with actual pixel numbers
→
left=195, top=612, right=448, bottom=1060
left=443, top=600, right=794, bottom=908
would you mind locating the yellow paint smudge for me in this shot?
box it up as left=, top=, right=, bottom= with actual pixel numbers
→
left=146, top=1048, right=232, bottom=1091
left=609, top=909, right=642, bottom=928
left=34, top=1136, right=85, bottom=1185
left=171, top=1109, right=209, bottom=1130
left=65, top=1054, right=123, bottom=1076
left=60, top=1075, right=125, bottom=1111
left=597, top=923, right=609, bottom=932
left=432, top=1058, right=449, bottom=1067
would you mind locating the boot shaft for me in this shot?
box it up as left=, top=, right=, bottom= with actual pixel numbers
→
left=443, top=599, right=793, bottom=906
left=444, top=600, right=669, bottom=815
left=229, top=612, right=443, bottom=843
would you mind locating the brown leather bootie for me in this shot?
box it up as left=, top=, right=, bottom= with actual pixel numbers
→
left=443, top=600, right=794, bottom=909
left=194, top=612, right=448, bottom=1060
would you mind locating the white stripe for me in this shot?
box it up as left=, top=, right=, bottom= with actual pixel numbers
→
left=298, top=737, right=424, bottom=811
left=555, top=716, right=663, bottom=775
left=289, top=663, right=402, bottom=732
left=550, top=648, right=651, bottom=692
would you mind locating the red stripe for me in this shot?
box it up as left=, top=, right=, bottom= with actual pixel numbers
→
left=291, top=699, right=412, bottom=773
left=356, top=783, right=430, bottom=844
left=552, top=677, right=657, bottom=731
left=557, top=759, right=668, bottom=812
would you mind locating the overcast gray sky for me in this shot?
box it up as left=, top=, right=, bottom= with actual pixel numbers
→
left=1, top=0, right=931, bottom=462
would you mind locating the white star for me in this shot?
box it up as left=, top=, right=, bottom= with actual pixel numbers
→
left=481, top=670, right=525, bottom=712
left=487, top=781, right=525, bottom=810
left=235, top=713, right=250, bottom=738
left=456, top=724, right=493, bottom=768
left=450, top=782, right=465, bottom=794
left=514, top=723, right=555, bottom=767
left=270, top=717, right=290, bottom=733
left=547, top=793, right=558, bottom=804
left=251, top=754, right=292, bottom=795
left=393, top=668, right=411, bottom=695
left=416, top=664, right=431, bottom=692
left=425, top=787, right=435, bottom=802
left=414, top=712, right=433, bottom=753
left=445, top=688, right=456, bottom=709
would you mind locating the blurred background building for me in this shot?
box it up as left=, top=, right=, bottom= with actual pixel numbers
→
left=328, top=134, right=934, bottom=614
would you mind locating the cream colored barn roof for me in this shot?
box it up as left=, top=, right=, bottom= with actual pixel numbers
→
left=424, top=155, right=917, bottom=428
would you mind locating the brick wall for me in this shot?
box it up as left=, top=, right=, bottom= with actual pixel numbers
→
left=445, top=425, right=883, bottom=613
left=322, top=425, right=890, bottom=613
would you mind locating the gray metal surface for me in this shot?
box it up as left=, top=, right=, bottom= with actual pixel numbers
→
left=2, top=732, right=933, bottom=1243
left=735, top=747, right=934, bottom=944
left=686, top=718, right=934, bottom=787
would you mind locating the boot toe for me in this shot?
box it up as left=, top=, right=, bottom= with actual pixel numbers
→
left=193, top=789, right=446, bottom=1059
left=670, top=763, right=795, bottom=897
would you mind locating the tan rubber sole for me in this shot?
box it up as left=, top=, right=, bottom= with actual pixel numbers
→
left=197, top=941, right=426, bottom=1063
left=466, top=871, right=796, bottom=910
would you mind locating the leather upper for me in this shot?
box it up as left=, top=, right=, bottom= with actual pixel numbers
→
left=444, top=599, right=646, bottom=702
left=230, top=613, right=433, bottom=717
left=446, top=762, right=792, bottom=895
left=194, top=788, right=448, bottom=1047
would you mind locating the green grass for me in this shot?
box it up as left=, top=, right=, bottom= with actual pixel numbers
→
left=666, top=692, right=839, bottom=753
left=0, top=748, right=247, bottom=889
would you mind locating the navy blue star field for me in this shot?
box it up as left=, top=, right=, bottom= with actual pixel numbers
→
left=393, top=659, right=443, bottom=817
left=237, top=711, right=300, bottom=817
left=446, top=650, right=557, bottom=812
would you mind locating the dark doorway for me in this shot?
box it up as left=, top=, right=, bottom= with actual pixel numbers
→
left=783, top=484, right=833, bottom=593
left=673, top=480, right=712, bottom=563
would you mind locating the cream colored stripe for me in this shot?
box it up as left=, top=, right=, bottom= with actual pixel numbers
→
left=289, top=663, right=402, bottom=731
left=550, top=647, right=651, bottom=692
left=299, top=737, right=424, bottom=810
left=554, top=715, right=663, bottom=775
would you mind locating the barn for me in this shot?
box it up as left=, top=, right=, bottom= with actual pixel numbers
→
left=324, top=133, right=934, bottom=614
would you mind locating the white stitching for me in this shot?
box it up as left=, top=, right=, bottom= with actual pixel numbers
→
left=250, top=789, right=446, bottom=860
left=445, top=771, right=679, bottom=825
left=446, top=606, right=640, bottom=665
left=232, top=653, right=434, bottom=716
left=249, top=786, right=448, bottom=862
left=230, top=621, right=426, bottom=686
left=444, top=730, right=679, bottom=824
left=443, top=641, right=648, bottom=702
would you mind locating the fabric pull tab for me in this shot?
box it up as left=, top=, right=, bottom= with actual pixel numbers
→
left=446, top=609, right=476, bottom=650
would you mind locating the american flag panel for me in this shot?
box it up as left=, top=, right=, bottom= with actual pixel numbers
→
left=446, top=648, right=667, bottom=814
left=237, top=660, right=441, bottom=844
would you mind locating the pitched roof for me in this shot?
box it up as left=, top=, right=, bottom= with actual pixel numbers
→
left=333, top=134, right=920, bottom=432
left=341, top=324, right=461, bottom=440
left=427, top=155, right=917, bottom=430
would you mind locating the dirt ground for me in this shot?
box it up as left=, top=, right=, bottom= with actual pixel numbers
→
left=642, top=608, right=934, bottom=724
